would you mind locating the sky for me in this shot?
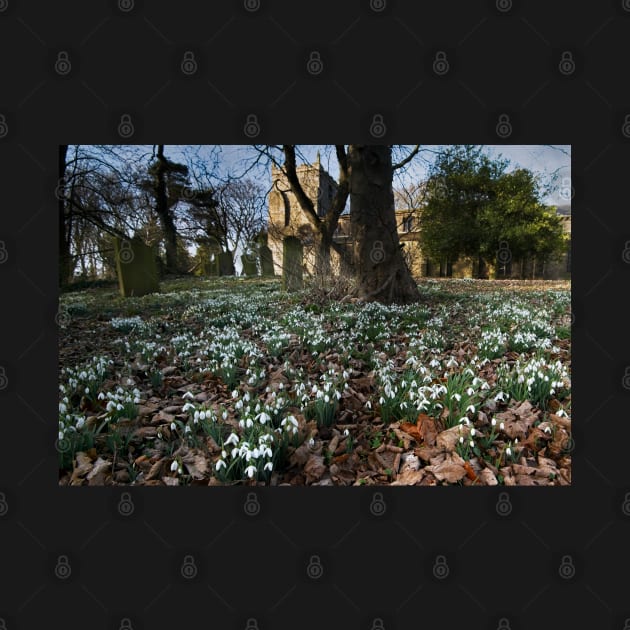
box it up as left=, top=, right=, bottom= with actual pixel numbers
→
left=162, top=144, right=570, bottom=272
left=166, top=144, right=571, bottom=208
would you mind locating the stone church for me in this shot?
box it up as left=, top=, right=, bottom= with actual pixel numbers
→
left=267, top=157, right=571, bottom=280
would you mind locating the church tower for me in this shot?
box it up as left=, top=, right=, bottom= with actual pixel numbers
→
left=267, top=155, right=339, bottom=275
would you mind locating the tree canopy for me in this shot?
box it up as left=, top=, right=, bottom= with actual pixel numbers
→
left=418, top=145, right=567, bottom=276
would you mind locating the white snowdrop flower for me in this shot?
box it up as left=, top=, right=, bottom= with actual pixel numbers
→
left=183, top=391, right=194, bottom=400
left=170, top=422, right=176, bottom=431
left=235, top=399, right=243, bottom=410
left=117, top=403, right=124, bottom=411
left=222, top=409, right=228, bottom=420
left=466, top=387, right=474, bottom=396
left=459, top=417, right=470, bottom=426
left=308, top=438, right=315, bottom=448
left=459, top=436, right=464, bottom=444
left=343, top=429, right=349, bottom=437
left=451, top=393, right=461, bottom=402
left=505, top=447, right=512, bottom=457
left=466, top=405, right=475, bottom=414
left=470, top=428, right=476, bottom=437
left=491, top=418, right=496, bottom=427
left=257, top=412, right=271, bottom=425
left=365, top=400, right=372, bottom=409
left=379, top=396, right=385, bottom=405
left=76, top=417, right=85, bottom=430
left=544, top=426, right=552, bottom=434
left=193, top=410, right=200, bottom=421
left=264, top=462, right=273, bottom=472
left=469, top=440, right=475, bottom=448
left=185, top=425, right=191, bottom=434
left=221, top=450, right=227, bottom=458
left=500, top=422, right=505, bottom=431
left=324, top=394, right=330, bottom=404
left=514, top=438, right=518, bottom=444
left=494, top=391, right=506, bottom=402
left=231, top=447, right=239, bottom=458
left=216, top=459, right=226, bottom=471
left=199, top=410, right=206, bottom=421
left=226, top=432, right=239, bottom=446
left=245, top=465, right=257, bottom=479
left=231, top=390, right=239, bottom=399
left=170, top=460, right=178, bottom=472
left=246, top=417, right=253, bottom=428
left=336, top=390, right=342, bottom=400
left=58, top=430, right=65, bottom=441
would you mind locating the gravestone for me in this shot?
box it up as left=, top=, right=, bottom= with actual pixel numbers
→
left=282, top=236, right=303, bottom=291
left=203, top=254, right=219, bottom=276
left=113, top=237, right=160, bottom=297
left=241, top=253, right=258, bottom=276
left=259, top=244, right=275, bottom=276
left=218, top=251, right=235, bottom=276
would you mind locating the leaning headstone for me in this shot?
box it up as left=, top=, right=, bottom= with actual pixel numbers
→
left=282, top=236, right=303, bottom=291
left=259, top=244, right=275, bottom=276
left=218, top=251, right=235, bottom=276
left=241, top=253, right=258, bottom=276
left=113, top=237, right=160, bottom=297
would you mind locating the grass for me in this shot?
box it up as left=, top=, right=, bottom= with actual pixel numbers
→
left=58, top=275, right=571, bottom=486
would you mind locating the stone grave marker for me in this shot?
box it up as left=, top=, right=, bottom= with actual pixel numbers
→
left=241, top=253, right=258, bottom=276
left=282, top=236, right=303, bottom=291
left=218, top=251, right=235, bottom=276
left=113, top=236, right=160, bottom=297
left=259, top=243, right=275, bottom=276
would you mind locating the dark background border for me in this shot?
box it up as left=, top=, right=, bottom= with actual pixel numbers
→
left=1, top=1, right=628, bottom=629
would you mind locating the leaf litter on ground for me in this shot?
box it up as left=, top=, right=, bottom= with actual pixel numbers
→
left=58, top=277, right=571, bottom=487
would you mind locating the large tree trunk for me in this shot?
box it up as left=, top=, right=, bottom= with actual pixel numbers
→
left=348, top=145, right=420, bottom=304
left=155, top=145, right=179, bottom=273
left=58, top=144, right=73, bottom=288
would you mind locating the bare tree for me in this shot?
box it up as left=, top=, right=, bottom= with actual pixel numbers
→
left=256, top=144, right=421, bottom=303
left=59, top=145, right=149, bottom=285
left=348, top=145, right=420, bottom=303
